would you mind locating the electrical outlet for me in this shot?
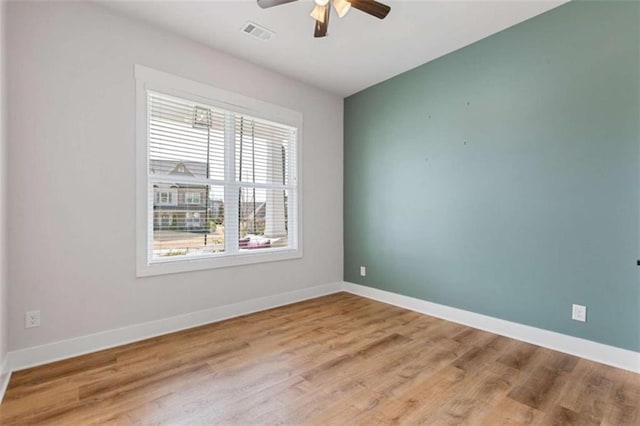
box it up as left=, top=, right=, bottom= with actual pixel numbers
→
left=25, top=310, right=41, bottom=328
left=360, top=266, right=366, bottom=277
left=572, top=304, right=586, bottom=322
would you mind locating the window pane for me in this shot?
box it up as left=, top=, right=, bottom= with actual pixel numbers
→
left=238, top=187, right=288, bottom=250
left=149, top=92, right=226, bottom=181
left=235, top=116, right=294, bottom=185
left=153, top=184, right=225, bottom=259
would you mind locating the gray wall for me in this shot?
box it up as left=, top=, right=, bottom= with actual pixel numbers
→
left=0, top=0, right=8, bottom=374
left=6, top=1, right=343, bottom=351
left=344, top=1, right=639, bottom=351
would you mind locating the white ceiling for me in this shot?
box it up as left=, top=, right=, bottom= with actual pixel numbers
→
left=99, top=0, right=567, bottom=96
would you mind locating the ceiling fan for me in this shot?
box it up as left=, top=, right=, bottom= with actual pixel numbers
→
left=257, top=0, right=391, bottom=38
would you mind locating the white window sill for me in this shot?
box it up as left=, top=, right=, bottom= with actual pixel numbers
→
left=136, top=248, right=302, bottom=277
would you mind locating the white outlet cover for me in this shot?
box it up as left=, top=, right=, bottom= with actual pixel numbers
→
left=360, top=266, right=366, bottom=277
left=572, top=304, right=587, bottom=322
left=25, top=310, right=41, bottom=328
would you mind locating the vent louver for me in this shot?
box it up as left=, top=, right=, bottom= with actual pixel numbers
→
left=241, top=21, right=274, bottom=40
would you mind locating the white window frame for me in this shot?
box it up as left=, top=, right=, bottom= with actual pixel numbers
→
left=135, top=65, right=303, bottom=277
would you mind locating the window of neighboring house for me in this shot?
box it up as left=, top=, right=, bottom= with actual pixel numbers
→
left=156, top=191, right=174, bottom=205
left=136, top=66, right=302, bottom=276
left=160, top=214, right=172, bottom=227
left=184, top=192, right=201, bottom=205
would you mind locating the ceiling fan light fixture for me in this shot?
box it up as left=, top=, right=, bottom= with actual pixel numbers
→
left=256, top=0, right=390, bottom=38
left=310, top=4, right=327, bottom=23
left=333, top=0, right=351, bottom=18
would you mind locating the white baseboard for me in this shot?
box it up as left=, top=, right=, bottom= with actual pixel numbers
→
left=5, top=281, right=638, bottom=378
left=343, top=282, right=640, bottom=373
left=7, top=282, right=343, bottom=373
left=0, top=356, right=10, bottom=404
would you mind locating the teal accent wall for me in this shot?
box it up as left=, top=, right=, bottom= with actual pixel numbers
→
left=344, top=1, right=640, bottom=351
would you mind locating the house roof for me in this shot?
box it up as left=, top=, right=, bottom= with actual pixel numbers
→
left=150, top=159, right=208, bottom=179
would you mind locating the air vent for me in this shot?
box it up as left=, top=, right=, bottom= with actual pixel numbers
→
left=241, top=21, right=274, bottom=41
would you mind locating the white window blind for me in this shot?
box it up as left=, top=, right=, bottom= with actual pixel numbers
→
left=146, top=91, right=298, bottom=264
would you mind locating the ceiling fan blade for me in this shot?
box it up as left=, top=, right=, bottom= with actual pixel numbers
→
left=257, top=0, right=299, bottom=9
left=348, top=0, right=390, bottom=19
left=314, top=4, right=330, bottom=38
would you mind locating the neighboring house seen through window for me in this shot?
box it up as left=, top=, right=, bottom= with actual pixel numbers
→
left=136, top=66, right=302, bottom=276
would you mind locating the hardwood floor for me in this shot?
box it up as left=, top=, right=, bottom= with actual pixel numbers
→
left=1, top=292, right=638, bottom=425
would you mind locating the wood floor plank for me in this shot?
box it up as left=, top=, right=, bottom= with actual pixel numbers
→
left=572, top=367, right=615, bottom=425
left=1, top=292, right=636, bottom=425
left=9, top=351, right=118, bottom=387
left=480, top=397, right=544, bottom=425
left=542, top=405, right=583, bottom=425
left=367, top=343, right=460, bottom=398
left=600, top=367, right=640, bottom=426
left=433, top=361, right=521, bottom=424
left=497, top=340, right=540, bottom=372
left=506, top=364, right=568, bottom=411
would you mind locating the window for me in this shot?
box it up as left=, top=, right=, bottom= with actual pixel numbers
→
left=184, top=192, right=201, bottom=205
left=155, top=191, right=175, bottom=205
left=136, top=66, right=302, bottom=276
